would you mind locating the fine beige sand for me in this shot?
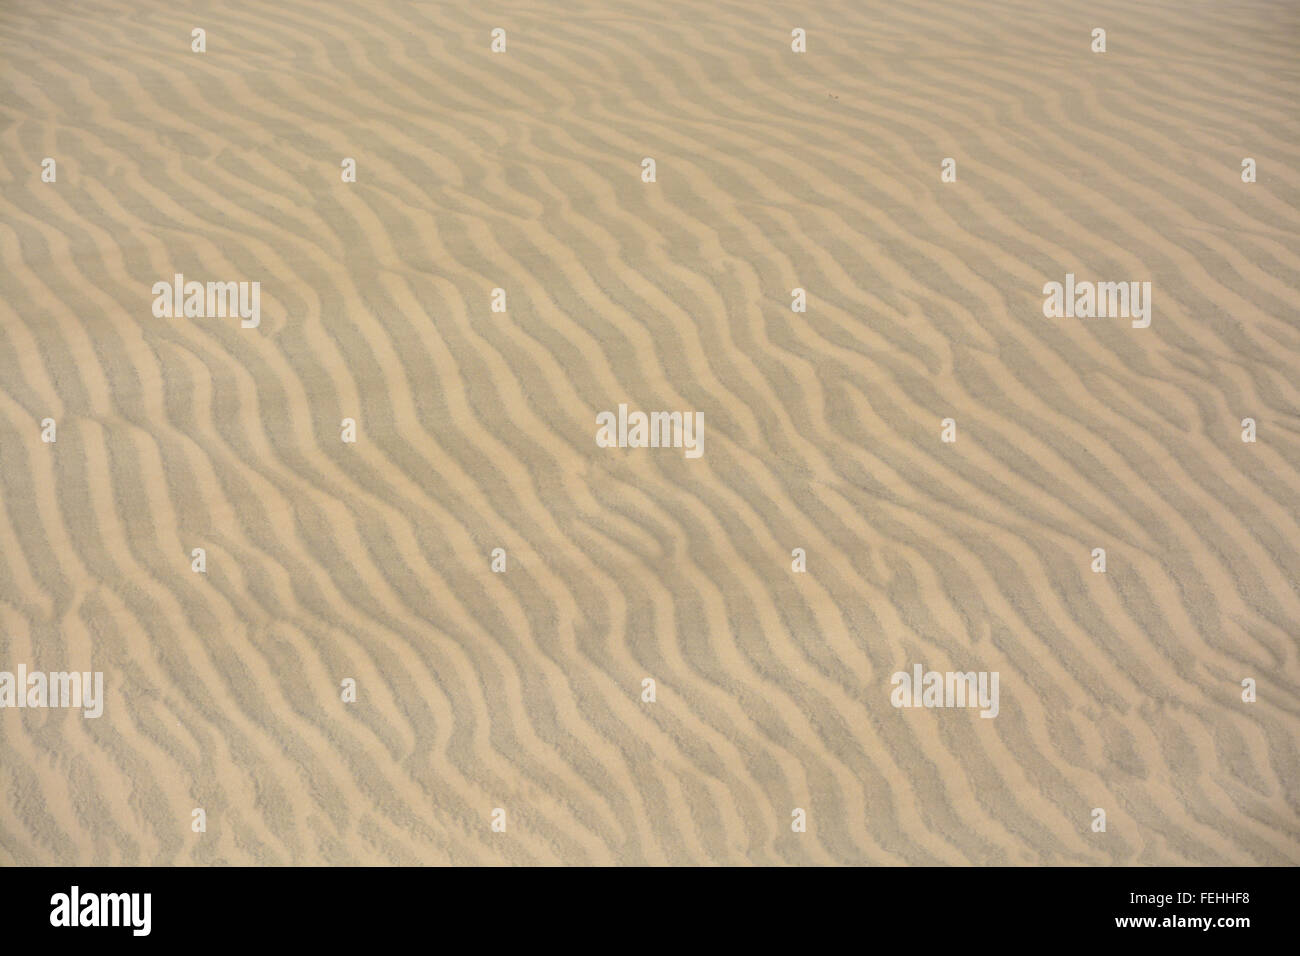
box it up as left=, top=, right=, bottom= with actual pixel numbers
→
left=1, top=0, right=1298, bottom=865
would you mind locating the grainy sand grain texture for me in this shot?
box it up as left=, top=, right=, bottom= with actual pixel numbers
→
left=1, top=0, right=1298, bottom=865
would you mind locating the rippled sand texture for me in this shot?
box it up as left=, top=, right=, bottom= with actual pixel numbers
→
left=1, top=0, right=1298, bottom=865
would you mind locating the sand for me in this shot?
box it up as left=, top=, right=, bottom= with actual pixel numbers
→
left=0, top=0, right=1297, bottom=865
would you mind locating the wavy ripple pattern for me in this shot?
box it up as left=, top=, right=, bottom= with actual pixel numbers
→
left=1, top=0, right=1297, bottom=865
